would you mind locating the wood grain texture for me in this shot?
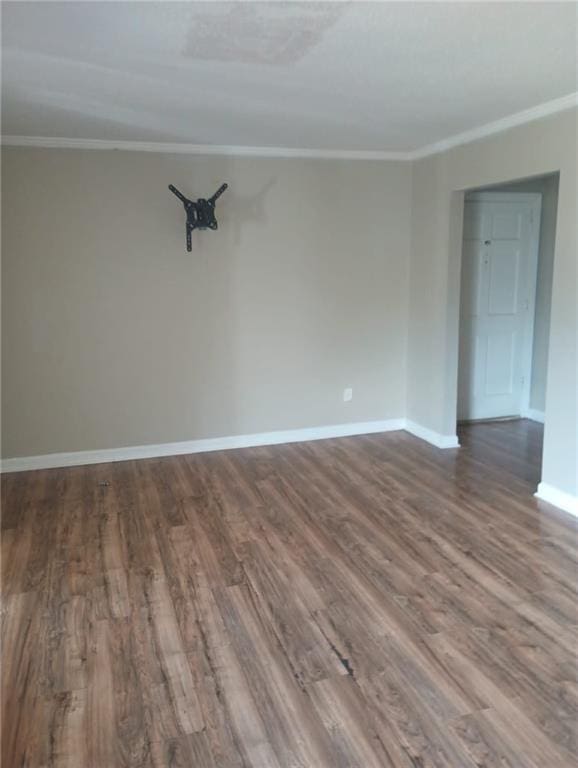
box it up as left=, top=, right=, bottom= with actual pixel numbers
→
left=2, top=419, right=577, bottom=767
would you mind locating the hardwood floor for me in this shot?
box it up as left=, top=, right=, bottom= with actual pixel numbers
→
left=2, top=419, right=577, bottom=767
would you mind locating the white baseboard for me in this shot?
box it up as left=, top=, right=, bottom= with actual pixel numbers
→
left=521, top=408, right=545, bottom=423
left=404, top=420, right=460, bottom=449
left=0, top=417, right=465, bottom=473
left=535, top=483, right=578, bottom=518
left=0, top=419, right=406, bottom=473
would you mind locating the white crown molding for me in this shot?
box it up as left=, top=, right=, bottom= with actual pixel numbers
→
left=2, top=93, right=576, bottom=162
left=404, top=420, right=460, bottom=449
left=0, top=419, right=406, bottom=473
left=535, top=482, right=578, bottom=518
left=409, top=92, right=578, bottom=160
left=0, top=135, right=410, bottom=162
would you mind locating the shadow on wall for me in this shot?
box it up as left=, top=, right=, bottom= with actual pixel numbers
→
left=180, top=172, right=282, bottom=443
left=227, top=177, right=278, bottom=246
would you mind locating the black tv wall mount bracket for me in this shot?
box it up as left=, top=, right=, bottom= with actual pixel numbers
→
left=168, top=183, right=228, bottom=251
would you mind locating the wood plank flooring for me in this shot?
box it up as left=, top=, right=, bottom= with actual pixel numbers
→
left=2, top=419, right=577, bottom=767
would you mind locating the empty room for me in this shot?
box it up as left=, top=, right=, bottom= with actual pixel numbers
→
left=1, top=2, right=577, bottom=767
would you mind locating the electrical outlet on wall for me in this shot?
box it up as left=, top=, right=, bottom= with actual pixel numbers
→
left=343, top=388, right=353, bottom=402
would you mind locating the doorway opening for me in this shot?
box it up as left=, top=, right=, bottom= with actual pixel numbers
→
left=456, top=173, right=559, bottom=466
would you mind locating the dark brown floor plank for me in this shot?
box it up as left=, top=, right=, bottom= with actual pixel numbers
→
left=2, top=419, right=576, bottom=767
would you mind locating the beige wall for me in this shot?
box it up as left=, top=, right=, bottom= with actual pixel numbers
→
left=408, top=109, right=577, bottom=496
left=472, top=174, right=559, bottom=413
left=3, top=112, right=576, bottom=499
left=1, top=149, right=412, bottom=457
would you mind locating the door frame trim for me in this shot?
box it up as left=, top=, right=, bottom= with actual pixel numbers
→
left=460, top=191, right=543, bottom=418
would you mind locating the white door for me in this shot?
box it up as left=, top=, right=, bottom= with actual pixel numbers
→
left=458, top=193, right=540, bottom=421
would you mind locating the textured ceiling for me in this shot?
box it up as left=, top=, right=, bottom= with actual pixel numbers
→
left=2, top=1, right=577, bottom=152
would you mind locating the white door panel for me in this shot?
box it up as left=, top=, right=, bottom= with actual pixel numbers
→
left=491, top=210, right=524, bottom=240
left=463, top=206, right=490, bottom=240
left=461, top=241, right=484, bottom=317
left=485, top=331, right=516, bottom=396
left=488, top=244, right=520, bottom=315
left=458, top=195, right=539, bottom=421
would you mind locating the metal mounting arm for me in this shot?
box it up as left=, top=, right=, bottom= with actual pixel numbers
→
left=168, top=183, right=228, bottom=251
left=209, top=183, right=228, bottom=205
